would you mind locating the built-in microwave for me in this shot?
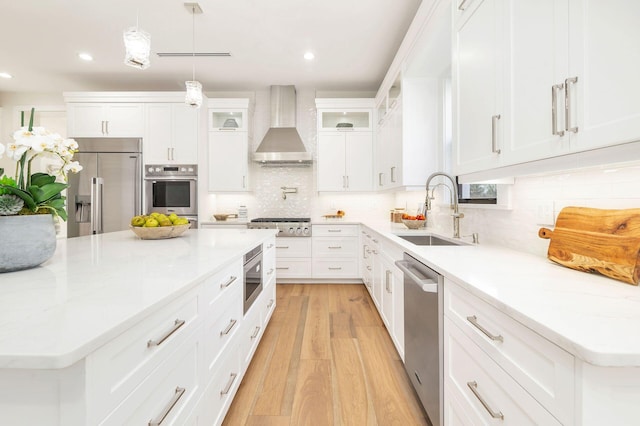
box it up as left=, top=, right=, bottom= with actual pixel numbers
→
left=144, top=164, right=198, bottom=218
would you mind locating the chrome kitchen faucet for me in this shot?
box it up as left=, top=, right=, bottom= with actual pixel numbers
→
left=425, top=172, right=464, bottom=238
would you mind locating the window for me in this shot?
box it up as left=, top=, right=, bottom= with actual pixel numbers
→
left=457, top=182, right=497, bottom=204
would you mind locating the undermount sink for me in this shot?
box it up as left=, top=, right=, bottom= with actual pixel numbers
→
left=396, top=234, right=469, bottom=246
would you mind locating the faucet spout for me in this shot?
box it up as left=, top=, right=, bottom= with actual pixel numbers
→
left=425, top=172, right=464, bottom=238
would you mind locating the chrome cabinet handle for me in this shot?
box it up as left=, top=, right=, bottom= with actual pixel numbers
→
left=267, top=268, right=274, bottom=275
left=328, top=246, right=342, bottom=249
left=147, top=319, right=185, bottom=347
left=372, top=239, right=378, bottom=243
left=467, top=381, right=504, bottom=420
left=148, top=386, right=186, bottom=426
left=167, top=148, right=171, bottom=161
left=390, top=166, right=396, bottom=183
left=101, top=120, right=105, bottom=134
left=458, top=0, right=469, bottom=10
left=250, top=326, right=261, bottom=339
left=276, top=266, right=290, bottom=270
left=267, top=243, right=274, bottom=249
left=220, top=275, right=237, bottom=289
left=276, top=246, right=289, bottom=249
left=363, top=244, right=369, bottom=258
left=342, top=175, right=346, bottom=189
left=328, top=267, right=342, bottom=270
left=385, top=270, right=392, bottom=293
left=366, top=266, right=372, bottom=271
left=565, top=76, right=579, bottom=133
left=328, top=229, right=342, bottom=232
left=242, top=175, right=246, bottom=189
left=219, top=127, right=237, bottom=131
left=378, top=172, right=384, bottom=186
left=220, top=373, right=238, bottom=396
left=372, top=249, right=378, bottom=254
left=105, top=120, right=109, bottom=135
left=220, top=319, right=238, bottom=336
left=267, top=299, right=274, bottom=308
left=551, top=84, right=566, bottom=136
left=491, top=114, right=501, bottom=154
left=345, top=175, right=349, bottom=188
left=466, top=315, right=503, bottom=342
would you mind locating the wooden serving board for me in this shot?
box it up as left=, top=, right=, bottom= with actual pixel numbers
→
left=538, top=206, right=640, bottom=285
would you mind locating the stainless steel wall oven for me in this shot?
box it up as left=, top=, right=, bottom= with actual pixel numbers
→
left=144, top=164, right=198, bottom=226
left=243, top=244, right=263, bottom=314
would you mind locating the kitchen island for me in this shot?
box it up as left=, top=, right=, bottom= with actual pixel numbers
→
left=0, top=228, right=277, bottom=425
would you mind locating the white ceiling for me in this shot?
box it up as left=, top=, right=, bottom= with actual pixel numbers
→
left=0, top=0, right=422, bottom=94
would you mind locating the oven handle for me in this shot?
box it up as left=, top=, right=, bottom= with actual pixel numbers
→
left=395, top=260, right=438, bottom=293
left=144, top=177, right=198, bottom=181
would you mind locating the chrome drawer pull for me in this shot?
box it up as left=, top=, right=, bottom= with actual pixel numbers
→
left=366, top=266, right=372, bottom=271
left=551, top=83, right=566, bottom=136
left=458, top=0, right=469, bottom=10
left=328, top=229, right=342, bottom=232
left=267, top=299, right=275, bottom=308
left=220, top=275, right=237, bottom=289
left=276, top=246, right=289, bottom=249
left=466, top=315, right=503, bottom=342
left=148, top=386, right=185, bottom=426
left=267, top=243, right=274, bottom=249
left=147, top=319, right=185, bottom=348
left=276, top=266, right=290, bottom=270
left=328, top=246, right=342, bottom=249
left=267, top=268, right=274, bottom=275
left=251, top=326, right=261, bottom=339
left=328, top=267, right=342, bottom=270
left=220, top=373, right=238, bottom=396
left=467, top=381, right=504, bottom=420
left=565, top=76, right=579, bottom=133
left=220, top=319, right=238, bottom=336
left=372, top=239, right=379, bottom=243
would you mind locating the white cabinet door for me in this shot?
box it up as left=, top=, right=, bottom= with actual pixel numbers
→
left=502, top=0, right=571, bottom=165
left=344, top=131, right=373, bottom=191
left=68, top=103, right=143, bottom=137
left=171, top=104, right=198, bottom=163
left=569, top=0, right=640, bottom=151
left=208, top=131, right=248, bottom=192
left=317, top=132, right=347, bottom=191
left=453, top=0, right=504, bottom=175
left=145, top=104, right=173, bottom=164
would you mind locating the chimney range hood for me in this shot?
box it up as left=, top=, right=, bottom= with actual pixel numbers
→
left=252, top=85, right=312, bottom=165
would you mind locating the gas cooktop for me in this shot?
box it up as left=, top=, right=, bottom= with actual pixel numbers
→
left=247, top=218, right=311, bottom=237
left=250, top=217, right=310, bottom=223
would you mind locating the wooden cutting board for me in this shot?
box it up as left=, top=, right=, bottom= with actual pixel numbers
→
left=538, top=206, right=640, bottom=285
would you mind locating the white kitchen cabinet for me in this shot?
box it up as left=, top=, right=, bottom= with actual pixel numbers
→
left=144, top=103, right=198, bottom=164
left=317, top=131, right=373, bottom=192
left=275, top=237, right=312, bottom=279
left=312, top=224, right=359, bottom=279
left=67, top=103, right=143, bottom=137
left=453, top=0, right=504, bottom=175
left=316, top=99, right=375, bottom=192
left=361, top=229, right=374, bottom=295
left=360, top=228, right=381, bottom=308
left=444, top=277, right=574, bottom=425
left=208, top=99, right=252, bottom=192
left=375, top=99, right=402, bottom=190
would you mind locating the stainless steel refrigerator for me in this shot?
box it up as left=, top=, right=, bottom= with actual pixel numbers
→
left=66, top=138, right=142, bottom=237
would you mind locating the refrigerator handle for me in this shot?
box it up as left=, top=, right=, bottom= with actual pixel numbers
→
left=91, top=177, right=104, bottom=234
left=132, top=155, right=142, bottom=215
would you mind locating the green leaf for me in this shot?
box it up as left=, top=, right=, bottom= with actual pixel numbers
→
left=1, top=186, right=36, bottom=210
left=30, top=173, right=56, bottom=187
left=28, top=107, right=35, bottom=132
left=28, top=182, right=67, bottom=203
left=43, top=198, right=67, bottom=220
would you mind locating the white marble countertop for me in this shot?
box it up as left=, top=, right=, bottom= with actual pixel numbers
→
left=361, top=220, right=640, bottom=367
left=0, top=228, right=276, bottom=370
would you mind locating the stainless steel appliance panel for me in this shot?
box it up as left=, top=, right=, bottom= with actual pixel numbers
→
left=67, top=138, right=142, bottom=238
left=396, top=253, right=444, bottom=426
left=243, top=244, right=263, bottom=314
left=144, top=164, right=198, bottom=217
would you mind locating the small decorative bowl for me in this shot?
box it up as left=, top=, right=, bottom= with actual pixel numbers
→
left=129, top=224, right=190, bottom=240
left=402, top=219, right=426, bottom=229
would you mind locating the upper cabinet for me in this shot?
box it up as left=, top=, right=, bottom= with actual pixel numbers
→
left=452, top=0, right=640, bottom=177
left=208, top=98, right=252, bottom=192
left=316, top=99, right=374, bottom=192
left=67, top=103, right=143, bottom=138
left=144, top=103, right=199, bottom=164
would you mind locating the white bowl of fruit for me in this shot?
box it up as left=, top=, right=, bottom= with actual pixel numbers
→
left=401, top=213, right=426, bottom=229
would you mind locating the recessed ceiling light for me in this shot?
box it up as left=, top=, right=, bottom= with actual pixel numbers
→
left=304, top=51, right=315, bottom=60
left=78, top=52, right=93, bottom=61
left=0, top=72, right=12, bottom=79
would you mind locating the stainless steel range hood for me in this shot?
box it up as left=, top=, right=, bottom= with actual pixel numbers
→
left=252, top=85, right=312, bottom=165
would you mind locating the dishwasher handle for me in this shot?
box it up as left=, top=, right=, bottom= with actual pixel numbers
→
left=395, top=260, right=438, bottom=293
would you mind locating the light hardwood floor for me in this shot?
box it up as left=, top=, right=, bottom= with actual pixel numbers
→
left=222, top=284, right=430, bottom=426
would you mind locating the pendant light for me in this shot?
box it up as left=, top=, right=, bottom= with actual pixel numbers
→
left=185, top=3, right=203, bottom=108
left=123, top=10, right=151, bottom=69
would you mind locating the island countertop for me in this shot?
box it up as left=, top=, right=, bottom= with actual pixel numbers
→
left=0, top=228, right=276, bottom=369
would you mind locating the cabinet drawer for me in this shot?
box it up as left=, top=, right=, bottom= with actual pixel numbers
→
left=240, top=301, right=263, bottom=370
left=312, top=236, right=358, bottom=257
left=262, top=281, right=277, bottom=325
left=100, top=336, right=200, bottom=426
left=276, top=258, right=312, bottom=278
left=87, top=291, right=199, bottom=422
left=204, top=283, right=242, bottom=373
left=199, top=344, right=243, bottom=426
left=444, top=279, right=574, bottom=424
left=313, top=224, right=359, bottom=237
left=445, top=317, right=562, bottom=425
left=275, top=238, right=311, bottom=257
left=312, top=259, right=359, bottom=278
left=202, top=258, right=243, bottom=308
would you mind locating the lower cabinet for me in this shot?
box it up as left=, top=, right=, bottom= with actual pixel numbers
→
left=312, top=224, right=360, bottom=279
left=275, top=237, right=312, bottom=279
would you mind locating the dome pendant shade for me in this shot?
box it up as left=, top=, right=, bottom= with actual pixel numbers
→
left=123, top=27, right=151, bottom=69
left=185, top=80, right=203, bottom=108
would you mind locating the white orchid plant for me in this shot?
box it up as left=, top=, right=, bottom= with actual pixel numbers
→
left=0, top=108, right=82, bottom=220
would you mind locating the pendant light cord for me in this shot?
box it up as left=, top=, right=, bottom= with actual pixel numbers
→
left=191, top=5, right=196, bottom=81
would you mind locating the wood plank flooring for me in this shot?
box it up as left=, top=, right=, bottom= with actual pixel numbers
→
left=222, top=284, right=430, bottom=426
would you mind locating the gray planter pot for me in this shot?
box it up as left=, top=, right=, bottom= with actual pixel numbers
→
left=0, top=214, right=57, bottom=273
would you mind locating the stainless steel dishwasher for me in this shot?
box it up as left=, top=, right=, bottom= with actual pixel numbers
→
left=396, top=253, right=443, bottom=426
